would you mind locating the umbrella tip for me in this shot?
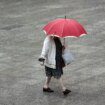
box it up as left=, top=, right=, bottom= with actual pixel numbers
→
left=65, top=16, right=66, bottom=19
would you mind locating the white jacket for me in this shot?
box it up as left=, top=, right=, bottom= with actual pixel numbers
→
left=40, top=36, right=68, bottom=69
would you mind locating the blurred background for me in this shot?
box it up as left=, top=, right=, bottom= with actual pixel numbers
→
left=0, top=0, right=105, bottom=105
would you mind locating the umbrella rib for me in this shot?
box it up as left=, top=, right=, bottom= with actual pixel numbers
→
left=46, top=20, right=62, bottom=35
left=61, top=20, right=66, bottom=37
left=73, top=20, right=86, bottom=36
left=69, top=20, right=80, bottom=37
left=76, top=22, right=87, bottom=34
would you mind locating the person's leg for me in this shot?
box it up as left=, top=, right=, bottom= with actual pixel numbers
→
left=59, top=76, right=71, bottom=95
left=59, top=76, right=66, bottom=91
left=43, top=76, right=52, bottom=88
left=43, top=76, right=54, bottom=92
left=44, top=66, right=52, bottom=88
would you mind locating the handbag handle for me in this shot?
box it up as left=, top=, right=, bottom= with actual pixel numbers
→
left=63, top=38, right=65, bottom=46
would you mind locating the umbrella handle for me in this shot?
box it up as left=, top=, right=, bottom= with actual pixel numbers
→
left=63, top=38, right=65, bottom=46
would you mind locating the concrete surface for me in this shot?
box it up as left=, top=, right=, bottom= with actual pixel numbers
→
left=0, top=0, right=105, bottom=105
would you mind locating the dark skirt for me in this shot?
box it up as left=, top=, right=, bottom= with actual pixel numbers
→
left=45, top=66, right=63, bottom=79
left=45, top=55, right=64, bottom=79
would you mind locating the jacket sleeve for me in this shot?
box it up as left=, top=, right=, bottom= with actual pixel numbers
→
left=40, top=37, right=50, bottom=59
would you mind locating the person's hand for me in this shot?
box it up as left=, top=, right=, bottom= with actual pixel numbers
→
left=38, top=58, right=45, bottom=66
left=38, top=58, right=45, bottom=62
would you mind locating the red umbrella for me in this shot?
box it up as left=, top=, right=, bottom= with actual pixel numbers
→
left=43, top=18, right=87, bottom=38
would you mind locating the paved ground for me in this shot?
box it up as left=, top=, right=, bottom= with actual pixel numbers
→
left=0, top=0, right=105, bottom=105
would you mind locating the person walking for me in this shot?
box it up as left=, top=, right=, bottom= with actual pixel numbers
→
left=38, top=36, right=71, bottom=95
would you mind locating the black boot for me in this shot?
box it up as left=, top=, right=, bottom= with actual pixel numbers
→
left=63, top=89, right=71, bottom=95
left=43, top=87, right=54, bottom=92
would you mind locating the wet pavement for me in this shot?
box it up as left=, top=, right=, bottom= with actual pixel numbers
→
left=0, top=0, right=105, bottom=105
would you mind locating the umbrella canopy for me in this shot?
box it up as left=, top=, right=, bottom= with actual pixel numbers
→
left=43, top=18, right=87, bottom=38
